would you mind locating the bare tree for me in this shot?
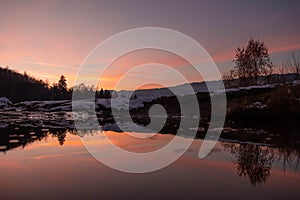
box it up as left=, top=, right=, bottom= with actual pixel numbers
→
left=271, top=63, right=288, bottom=84
left=233, top=39, right=274, bottom=85
left=287, top=52, right=300, bottom=76
left=222, top=68, right=237, bottom=88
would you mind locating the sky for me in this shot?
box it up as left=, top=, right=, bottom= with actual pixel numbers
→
left=1, top=0, right=300, bottom=90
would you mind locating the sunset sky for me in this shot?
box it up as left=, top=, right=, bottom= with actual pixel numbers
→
left=1, top=0, right=300, bottom=89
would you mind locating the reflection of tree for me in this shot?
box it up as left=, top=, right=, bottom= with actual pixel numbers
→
left=57, top=131, right=66, bottom=145
left=52, top=129, right=67, bottom=146
left=223, top=143, right=275, bottom=186
left=277, top=147, right=300, bottom=172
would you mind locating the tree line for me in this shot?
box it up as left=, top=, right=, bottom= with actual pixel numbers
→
left=0, top=67, right=111, bottom=103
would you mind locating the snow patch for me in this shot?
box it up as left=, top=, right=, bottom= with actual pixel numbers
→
left=247, top=102, right=267, bottom=110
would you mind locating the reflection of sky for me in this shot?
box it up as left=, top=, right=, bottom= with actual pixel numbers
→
left=0, top=130, right=300, bottom=199
left=1, top=1, right=300, bottom=89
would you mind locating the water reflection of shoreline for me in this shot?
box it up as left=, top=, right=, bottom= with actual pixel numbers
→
left=0, top=127, right=109, bottom=153
left=0, top=126, right=299, bottom=187
left=0, top=127, right=73, bottom=152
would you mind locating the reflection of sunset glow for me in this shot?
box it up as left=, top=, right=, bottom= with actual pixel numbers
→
left=1, top=130, right=300, bottom=198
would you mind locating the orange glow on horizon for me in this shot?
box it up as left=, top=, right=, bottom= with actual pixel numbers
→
left=2, top=42, right=300, bottom=91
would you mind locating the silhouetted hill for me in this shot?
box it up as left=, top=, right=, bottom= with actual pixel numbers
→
left=0, top=66, right=111, bottom=102
left=0, top=67, right=54, bottom=102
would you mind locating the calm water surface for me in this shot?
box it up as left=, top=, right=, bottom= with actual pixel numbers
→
left=0, top=128, right=299, bottom=200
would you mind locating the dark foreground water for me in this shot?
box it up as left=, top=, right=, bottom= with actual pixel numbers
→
left=0, top=128, right=299, bottom=200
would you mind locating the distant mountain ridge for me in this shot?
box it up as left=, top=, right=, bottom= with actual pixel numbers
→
left=115, top=73, right=300, bottom=99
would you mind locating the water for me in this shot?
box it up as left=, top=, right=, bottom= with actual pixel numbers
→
left=0, top=127, right=299, bottom=199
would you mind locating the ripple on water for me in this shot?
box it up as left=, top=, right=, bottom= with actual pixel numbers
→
left=0, top=146, right=7, bottom=150
left=9, top=139, right=19, bottom=143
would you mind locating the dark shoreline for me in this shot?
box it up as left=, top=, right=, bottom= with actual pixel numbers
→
left=1, top=81, right=300, bottom=152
